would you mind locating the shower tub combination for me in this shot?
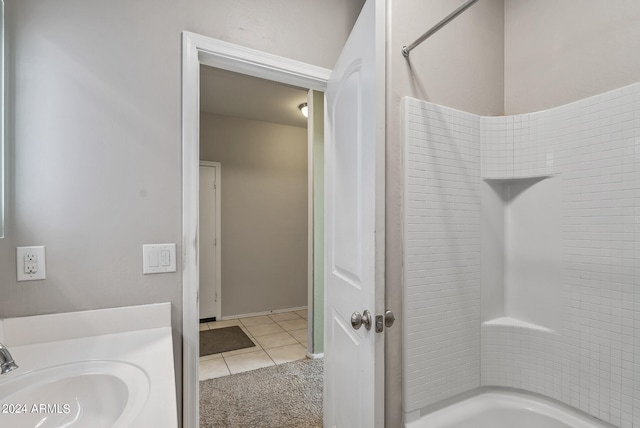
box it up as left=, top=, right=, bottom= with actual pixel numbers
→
left=402, top=80, right=639, bottom=427
left=401, top=3, right=636, bottom=428
left=405, top=390, right=612, bottom=428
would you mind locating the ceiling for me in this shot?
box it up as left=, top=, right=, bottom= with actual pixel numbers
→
left=200, top=65, right=309, bottom=128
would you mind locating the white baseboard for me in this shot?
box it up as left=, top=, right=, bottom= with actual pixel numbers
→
left=220, top=306, right=308, bottom=321
left=306, top=352, right=324, bottom=359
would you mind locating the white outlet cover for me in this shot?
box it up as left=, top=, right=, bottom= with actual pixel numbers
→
left=16, top=246, right=46, bottom=281
left=143, top=243, right=176, bottom=274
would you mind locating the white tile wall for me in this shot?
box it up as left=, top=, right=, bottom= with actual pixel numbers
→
left=403, top=98, right=482, bottom=412
left=481, top=325, right=561, bottom=398
left=480, top=83, right=640, bottom=428
left=404, top=82, right=640, bottom=426
left=481, top=116, right=513, bottom=178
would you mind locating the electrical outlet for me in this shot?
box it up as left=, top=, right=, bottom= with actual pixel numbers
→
left=17, top=246, right=46, bottom=281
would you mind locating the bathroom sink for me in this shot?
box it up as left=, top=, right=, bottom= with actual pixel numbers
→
left=0, top=360, right=150, bottom=427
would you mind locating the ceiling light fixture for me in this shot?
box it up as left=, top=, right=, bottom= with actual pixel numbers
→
left=298, top=102, right=308, bottom=118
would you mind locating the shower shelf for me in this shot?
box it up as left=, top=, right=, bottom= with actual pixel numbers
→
left=482, top=317, right=557, bottom=335
left=482, top=174, right=557, bottom=182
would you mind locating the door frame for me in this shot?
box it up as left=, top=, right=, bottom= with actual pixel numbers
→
left=198, top=161, right=221, bottom=321
left=181, top=32, right=331, bottom=428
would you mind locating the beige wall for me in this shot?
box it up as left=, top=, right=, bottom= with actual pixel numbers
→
left=505, top=0, right=640, bottom=114
left=386, top=0, right=505, bottom=425
left=0, top=0, right=363, bottom=422
left=200, top=113, right=308, bottom=317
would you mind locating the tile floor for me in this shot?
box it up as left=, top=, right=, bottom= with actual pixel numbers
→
left=199, top=309, right=309, bottom=381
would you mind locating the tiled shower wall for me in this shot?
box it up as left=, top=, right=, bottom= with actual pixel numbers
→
left=403, top=99, right=482, bottom=413
left=403, top=83, right=640, bottom=427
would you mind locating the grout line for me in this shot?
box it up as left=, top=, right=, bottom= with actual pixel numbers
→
left=265, top=348, right=278, bottom=366
left=222, top=355, right=231, bottom=376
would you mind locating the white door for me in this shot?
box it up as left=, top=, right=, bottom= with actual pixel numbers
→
left=324, top=0, right=385, bottom=427
left=199, top=163, right=220, bottom=320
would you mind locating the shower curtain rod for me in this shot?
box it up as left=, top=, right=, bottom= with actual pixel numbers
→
left=402, top=0, right=480, bottom=58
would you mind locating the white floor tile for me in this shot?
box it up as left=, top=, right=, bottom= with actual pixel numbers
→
left=246, top=323, right=285, bottom=337
left=255, top=332, right=298, bottom=349
left=266, top=344, right=308, bottom=364
left=277, top=318, right=307, bottom=332
left=289, top=328, right=308, bottom=342
left=200, top=353, right=223, bottom=362
left=199, top=358, right=230, bottom=381
left=295, top=310, right=308, bottom=319
left=224, top=350, right=275, bottom=374
left=239, top=315, right=274, bottom=327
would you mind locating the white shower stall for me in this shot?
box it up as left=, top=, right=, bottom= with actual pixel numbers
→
left=402, top=83, right=640, bottom=427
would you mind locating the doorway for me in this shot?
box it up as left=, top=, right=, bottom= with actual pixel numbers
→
left=181, top=32, right=331, bottom=427
left=199, top=161, right=221, bottom=322
left=199, top=66, right=310, bottom=322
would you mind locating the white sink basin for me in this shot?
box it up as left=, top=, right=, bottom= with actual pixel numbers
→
left=0, top=361, right=150, bottom=427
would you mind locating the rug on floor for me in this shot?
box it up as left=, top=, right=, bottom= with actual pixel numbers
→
left=199, top=358, right=323, bottom=428
left=200, top=326, right=255, bottom=356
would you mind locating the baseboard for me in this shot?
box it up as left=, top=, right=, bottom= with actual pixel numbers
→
left=306, top=352, right=324, bottom=359
left=220, top=306, right=308, bottom=321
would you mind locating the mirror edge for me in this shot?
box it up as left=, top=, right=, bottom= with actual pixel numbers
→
left=0, top=0, right=4, bottom=239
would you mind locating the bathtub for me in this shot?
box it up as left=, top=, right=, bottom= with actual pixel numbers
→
left=406, top=390, right=612, bottom=428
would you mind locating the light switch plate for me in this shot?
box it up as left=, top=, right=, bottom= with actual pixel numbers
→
left=17, top=246, right=46, bottom=281
left=143, top=243, right=176, bottom=274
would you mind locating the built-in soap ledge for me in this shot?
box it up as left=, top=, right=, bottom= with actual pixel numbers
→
left=482, top=317, right=557, bottom=335
left=482, top=174, right=557, bottom=182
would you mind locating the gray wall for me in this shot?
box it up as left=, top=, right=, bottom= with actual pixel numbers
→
left=0, top=0, right=364, bottom=422
left=386, top=0, right=505, bottom=424
left=505, top=0, right=640, bottom=114
left=200, top=113, right=308, bottom=318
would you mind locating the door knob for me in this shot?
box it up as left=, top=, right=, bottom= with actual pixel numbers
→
left=351, top=310, right=372, bottom=331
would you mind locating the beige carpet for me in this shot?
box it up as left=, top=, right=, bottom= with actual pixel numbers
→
left=199, top=358, right=323, bottom=428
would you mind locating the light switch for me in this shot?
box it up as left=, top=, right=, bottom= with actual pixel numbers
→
left=143, top=244, right=176, bottom=274
left=160, top=250, right=170, bottom=267
left=149, top=250, right=159, bottom=267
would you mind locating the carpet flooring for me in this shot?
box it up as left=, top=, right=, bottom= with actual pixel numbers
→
left=199, top=358, right=323, bottom=428
left=200, top=326, right=256, bottom=356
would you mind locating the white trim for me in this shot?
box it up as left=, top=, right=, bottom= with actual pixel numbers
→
left=181, top=32, right=200, bottom=428
left=219, top=306, right=308, bottom=321
left=306, top=352, right=324, bottom=360
left=199, top=161, right=222, bottom=321
left=0, top=0, right=5, bottom=239
left=181, top=32, right=330, bottom=428
left=188, top=33, right=330, bottom=91
left=306, top=89, right=314, bottom=354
